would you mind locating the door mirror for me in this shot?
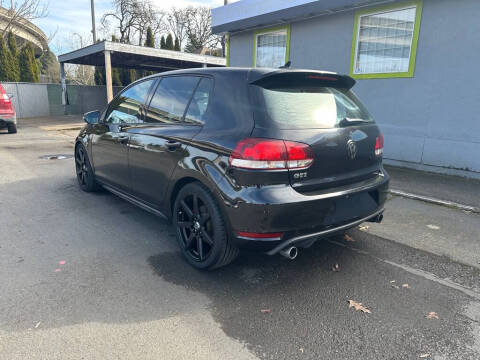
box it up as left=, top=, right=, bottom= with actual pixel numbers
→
left=83, top=110, right=100, bottom=124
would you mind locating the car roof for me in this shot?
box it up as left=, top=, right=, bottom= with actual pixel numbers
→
left=141, top=67, right=355, bottom=89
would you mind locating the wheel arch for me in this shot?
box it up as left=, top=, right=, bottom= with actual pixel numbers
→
left=169, top=176, right=200, bottom=216
left=167, top=173, right=232, bottom=234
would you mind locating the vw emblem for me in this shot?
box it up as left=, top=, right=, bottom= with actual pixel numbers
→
left=346, top=139, right=357, bottom=160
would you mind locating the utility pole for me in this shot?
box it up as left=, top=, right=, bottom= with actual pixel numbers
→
left=222, top=0, right=228, bottom=57
left=90, top=0, right=97, bottom=43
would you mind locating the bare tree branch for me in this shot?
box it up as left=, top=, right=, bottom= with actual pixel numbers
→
left=166, top=7, right=189, bottom=48
left=184, top=7, right=220, bottom=54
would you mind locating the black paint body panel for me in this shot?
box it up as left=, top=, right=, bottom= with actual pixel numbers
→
left=75, top=67, right=389, bottom=252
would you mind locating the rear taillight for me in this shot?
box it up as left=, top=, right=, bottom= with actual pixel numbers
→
left=1, top=93, right=10, bottom=104
left=229, top=138, right=314, bottom=170
left=375, top=133, right=384, bottom=156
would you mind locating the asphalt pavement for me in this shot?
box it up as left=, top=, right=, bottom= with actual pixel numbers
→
left=1, top=117, right=479, bottom=360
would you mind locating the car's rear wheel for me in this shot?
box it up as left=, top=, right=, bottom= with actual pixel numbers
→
left=7, top=123, right=17, bottom=134
left=173, top=182, right=239, bottom=270
left=75, top=144, right=100, bottom=192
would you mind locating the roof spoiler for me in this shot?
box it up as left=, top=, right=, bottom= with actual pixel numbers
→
left=250, top=70, right=356, bottom=90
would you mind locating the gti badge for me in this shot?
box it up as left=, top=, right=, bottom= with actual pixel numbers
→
left=346, top=139, right=357, bottom=160
left=293, top=172, right=308, bottom=179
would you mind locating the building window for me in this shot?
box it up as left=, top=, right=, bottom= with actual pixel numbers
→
left=253, top=26, right=290, bottom=68
left=350, top=1, right=423, bottom=79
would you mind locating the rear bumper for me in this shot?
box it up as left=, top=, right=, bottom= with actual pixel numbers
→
left=265, top=207, right=384, bottom=255
left=221, top=169, right=389, bottom=252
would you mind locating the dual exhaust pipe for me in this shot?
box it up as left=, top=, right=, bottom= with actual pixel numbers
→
left=277, top=214, right=383, bottom=260
left=279, top=246, right=298, bottom=260
left=368, top=213, right=384, bottom=223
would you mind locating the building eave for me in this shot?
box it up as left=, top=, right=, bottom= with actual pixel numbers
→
left=212, top=0, right=399, bottom=34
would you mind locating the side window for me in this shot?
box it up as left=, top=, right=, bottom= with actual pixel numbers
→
left=105, top=79, right=155, bottom=124
left=185, top=78, right=213, bottom=125
left=146, top=76, right=200, bottom=124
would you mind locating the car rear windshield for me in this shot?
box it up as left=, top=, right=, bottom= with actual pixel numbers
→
left=252, top=85, right=374, bottom=129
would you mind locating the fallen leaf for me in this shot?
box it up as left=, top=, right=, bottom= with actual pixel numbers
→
left=34, top=321, right=41, bottom=329
left=344, top=234, right=355, bottom=242
left=419, top=354, right=430, bottom=358
left=299, top=348, right=304, bottom=353
left=332, top=263, right=340, bottom=272
left=427, top=224, right=440, bottom=230
left=426, top=312, right=439, bottom=319
left=359, top=225, right=369, bottom=231
left=59, top=260, right=66, bottom=265
left=402, top=284, right=409, bottom=288
left=260, top=309, right=271, bottom=314
left=391, top=284, right=400, bottom=289
left=348, top=300, right=371, bottom=314
left=390, top=280, right=396, bottom=283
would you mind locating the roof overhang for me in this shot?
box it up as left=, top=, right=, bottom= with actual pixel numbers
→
left=212, top=0, right=399, bottom=34
left=58, top=41, right=226, bottom=71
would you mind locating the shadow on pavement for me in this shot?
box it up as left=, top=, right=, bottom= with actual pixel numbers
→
left=148, top=237, right=479, bottom=360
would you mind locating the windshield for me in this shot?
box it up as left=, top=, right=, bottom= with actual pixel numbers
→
left=253, top=86, right=374, bottom=129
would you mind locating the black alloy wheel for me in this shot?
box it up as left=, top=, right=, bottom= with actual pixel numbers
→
left=75, top=145, right=100, bottom=192
left=173, top=182, right=239, bottom=270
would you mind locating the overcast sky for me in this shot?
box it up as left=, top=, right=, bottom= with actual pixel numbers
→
left=34, top=0, right=238, bottom=54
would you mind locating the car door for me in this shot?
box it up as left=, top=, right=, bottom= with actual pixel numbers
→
left=127, top=76, right=214, bottom=209
left=90, top=79, right=156, bottom=192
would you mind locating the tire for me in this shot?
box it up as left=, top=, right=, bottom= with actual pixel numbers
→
left=7, top=123, right=17, bottom=134
left=173, top=182, right=239, bottom=270
left=75, top=144, right=101, bottom=192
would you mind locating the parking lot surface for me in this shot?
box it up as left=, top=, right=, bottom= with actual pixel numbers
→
left=1, top=118, right=479, bottom=360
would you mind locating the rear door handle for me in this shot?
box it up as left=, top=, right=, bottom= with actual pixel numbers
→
left=166, top=140, right=181, bottom=151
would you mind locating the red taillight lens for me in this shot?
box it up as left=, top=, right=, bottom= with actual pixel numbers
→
left=375, top=133, right=384, bottom=156
left=1, top=93, right=10, bottom=104
left=237, top=231, right=283, bottom=240
left=229, top=138, right=314, bottom=170
left=284, top=141, right=314, bottom=169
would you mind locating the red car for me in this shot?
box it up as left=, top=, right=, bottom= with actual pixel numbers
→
left=0, top=84, right=16, bottom=133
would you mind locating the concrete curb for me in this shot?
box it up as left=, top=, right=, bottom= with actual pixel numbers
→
left=388, top=189, right=480, bottom=215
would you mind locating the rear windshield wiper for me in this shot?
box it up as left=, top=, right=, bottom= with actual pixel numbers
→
left=338, top=117, right=371, bottom=127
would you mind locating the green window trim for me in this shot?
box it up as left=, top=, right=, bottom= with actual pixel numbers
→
left=252, top=25, right=291, bottom=68
left=225, top=33, right=230, bottom=67
left=349, top=0, right=423, bottom=80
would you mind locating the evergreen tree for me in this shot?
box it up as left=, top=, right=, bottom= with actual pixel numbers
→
left=165, top=34, right=174, bottom=50
left=94, top=66, right=105, bottom=85
left=160, top=36, right=166, bottom=49
left=120, top=68, right=136, bottom=85
left=112, top=68, right=122, bottom=86
left=19, top=45, right=35, bottom=82
left=26, top=43, right=40, bottom=82
left=144, top=27, right=154, bottom=48
left=7, top=31, right=19, bottom=81
left=0, top=37, right=10, bottom=81
left=174, top=37, right=180, bottom=51
left=37, top=48, right=59, bottom=83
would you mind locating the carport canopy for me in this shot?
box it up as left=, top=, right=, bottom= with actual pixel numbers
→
left=58, top=40, right=226, bottom=104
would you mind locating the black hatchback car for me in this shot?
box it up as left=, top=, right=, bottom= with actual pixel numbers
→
left=75, top=68, right=389, bottom=269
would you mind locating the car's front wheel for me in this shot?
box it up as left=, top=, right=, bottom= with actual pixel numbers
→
left=75, top=144, right=100, bottom=192
left=173, top=182, right=239, bottom=270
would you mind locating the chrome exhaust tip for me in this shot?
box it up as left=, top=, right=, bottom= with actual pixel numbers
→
left=367, top=213, right=384, bottom=223
left=279, top=246, right=298, bottom=260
